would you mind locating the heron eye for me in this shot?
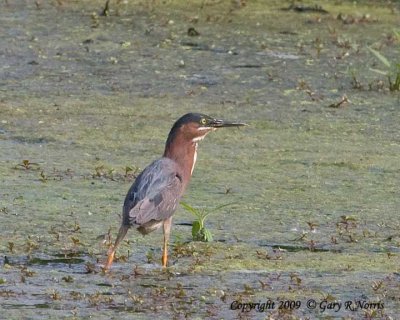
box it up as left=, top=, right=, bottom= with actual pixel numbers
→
left=200, top=118, right=207, bottom=125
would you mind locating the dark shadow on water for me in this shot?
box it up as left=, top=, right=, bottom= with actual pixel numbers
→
left=261, top=243, right=342, bottom=253
left=28, top=257, right=85, bottom=265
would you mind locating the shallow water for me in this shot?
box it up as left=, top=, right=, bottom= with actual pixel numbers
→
left=1, top=0, right=399, bottom=319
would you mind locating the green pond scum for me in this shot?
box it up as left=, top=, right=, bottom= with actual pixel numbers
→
left=0, top=0, right=399, bottom=319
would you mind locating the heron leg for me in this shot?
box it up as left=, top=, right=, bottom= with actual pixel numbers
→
left=105, top=224, right=129, bottom=270
left=162, top=217, right=172, bottom=268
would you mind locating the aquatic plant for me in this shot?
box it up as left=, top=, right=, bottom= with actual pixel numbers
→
left=180, top=201, right=234, bottom=242
left=368, top=36, right=400, bottom=91
left=15, top=159, right=40, bottom=170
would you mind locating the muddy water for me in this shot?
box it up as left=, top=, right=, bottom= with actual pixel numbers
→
left=1, top=1, right=399, bottom=319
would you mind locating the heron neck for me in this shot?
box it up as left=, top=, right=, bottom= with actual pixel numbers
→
left=163, top=134, right=197, bottom=189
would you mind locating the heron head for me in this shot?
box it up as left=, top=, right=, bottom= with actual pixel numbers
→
left=168, top=113, right=247, bottom=143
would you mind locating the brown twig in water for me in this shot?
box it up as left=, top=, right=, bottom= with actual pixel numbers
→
left=328, top=95, right=349, bottom=108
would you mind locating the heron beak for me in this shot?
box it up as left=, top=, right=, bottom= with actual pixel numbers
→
left=209, top=118, right=247, bottom=128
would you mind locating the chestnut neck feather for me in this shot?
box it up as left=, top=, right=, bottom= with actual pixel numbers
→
left=163, top=128, right=197, bottom=190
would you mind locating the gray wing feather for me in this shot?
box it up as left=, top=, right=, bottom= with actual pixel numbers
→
left=122, top=158, right=182, bottom=227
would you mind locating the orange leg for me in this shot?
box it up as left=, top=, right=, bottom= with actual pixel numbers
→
left=162, top=217, right=172, bottom=268
left=105, top=225, right=129, bottom=270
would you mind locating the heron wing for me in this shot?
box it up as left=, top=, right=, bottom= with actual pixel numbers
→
left=122, top=158, right=183, bottom=226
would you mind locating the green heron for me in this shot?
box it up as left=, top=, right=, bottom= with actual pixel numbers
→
left=105, top=113, right=246, bottom=270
